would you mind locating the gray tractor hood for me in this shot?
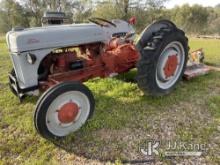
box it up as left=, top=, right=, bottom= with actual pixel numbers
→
left=6, top=23, right=106, bottom=53
left=6, top=20, right=135, bottom=53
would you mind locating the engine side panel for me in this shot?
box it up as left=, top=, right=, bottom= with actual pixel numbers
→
left=11, top=49, right=53, bottom=89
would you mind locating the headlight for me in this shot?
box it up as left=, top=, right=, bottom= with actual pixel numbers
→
left=26, top=53, right=37, bottom=64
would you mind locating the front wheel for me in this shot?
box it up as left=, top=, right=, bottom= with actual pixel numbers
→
left=34, top=81, right=95, bottom=139
left=137, top=27, right=189, bottom=96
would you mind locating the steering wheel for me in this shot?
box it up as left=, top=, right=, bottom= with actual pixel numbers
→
left=89, top=17, right=117, bottom=27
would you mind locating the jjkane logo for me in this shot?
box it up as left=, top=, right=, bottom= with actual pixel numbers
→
left=140, top=140, right=209, bottom=157
left=140, top=140, right=160, bottom=156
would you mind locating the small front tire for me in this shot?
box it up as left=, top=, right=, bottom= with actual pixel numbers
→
left=34, top=81, right=95, bottom=140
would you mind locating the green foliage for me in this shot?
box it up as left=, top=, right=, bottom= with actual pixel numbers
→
left=92, top=1, right=125, bottom=20
left=146, top=0, right=169, bottom=9
left=171, top=4, right=209, bottom=34
left=207, top=6, right=220, bottom=34
left=0, top=1, right=219, bottom=34
left=71, top=0, right=93, bottom=23
left=0, top=0, right=29, bottom=32
left=210, top=17, right=220, bottom=34
left=92, top=0, right=169, bottom=32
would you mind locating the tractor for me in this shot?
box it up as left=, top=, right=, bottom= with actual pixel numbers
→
left=6, top=17, right=189, bottom=139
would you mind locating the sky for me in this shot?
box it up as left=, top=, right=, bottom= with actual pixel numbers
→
left=165, top=0, right=220, bottom=8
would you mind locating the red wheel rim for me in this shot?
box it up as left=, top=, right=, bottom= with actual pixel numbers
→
left=58, top=102, right=79, bottom=123
left=163, top=55, right=178, bottom=78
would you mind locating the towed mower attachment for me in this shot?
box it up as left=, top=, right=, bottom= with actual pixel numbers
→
left=184, top=48, right=211, bottom=80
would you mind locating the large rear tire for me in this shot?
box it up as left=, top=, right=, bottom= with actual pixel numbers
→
left=34, top=81, right=95, bottom=140
left=137, top=27, right=189, bottom=96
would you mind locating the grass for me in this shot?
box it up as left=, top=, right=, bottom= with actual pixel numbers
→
left=0, top=36, right=220, bottom=164
left=189, top=38, right=220, bottom=65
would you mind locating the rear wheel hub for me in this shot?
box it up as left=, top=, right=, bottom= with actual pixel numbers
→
left=156, top=41, right=185, bottom=90
left=58, top=102, right=79, bottom=124
left=163, top=55, right=178, bottom=78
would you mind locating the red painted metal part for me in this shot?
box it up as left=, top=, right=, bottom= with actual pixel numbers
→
left=128, top=16, right=137, bottom=25
left=39, top=40, right=139, bottom=90
left=164, top=55, right=178, bottom=78
left=58, top=102, right=79, bottom=123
